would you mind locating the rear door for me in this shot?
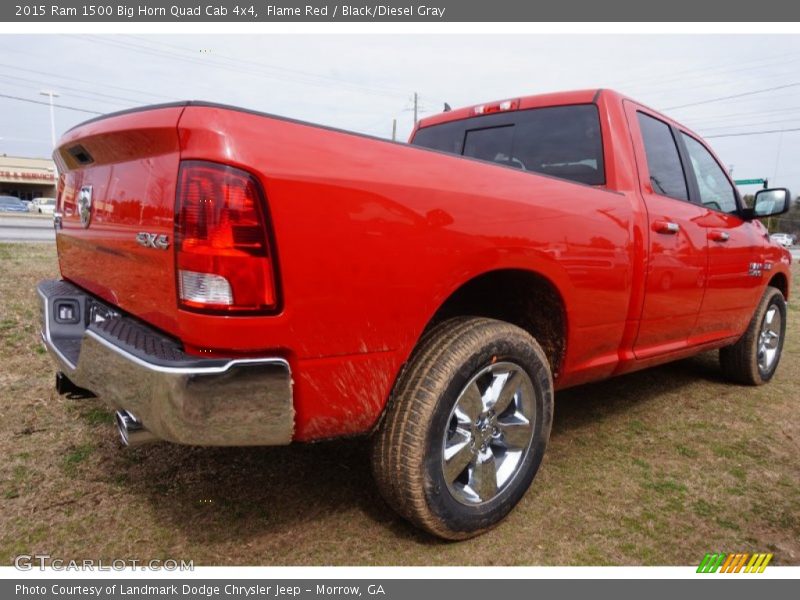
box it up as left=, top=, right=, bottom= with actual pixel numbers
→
left=625, top=103, right=709, bottom=358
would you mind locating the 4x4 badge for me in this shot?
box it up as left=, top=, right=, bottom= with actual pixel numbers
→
left=78, top=185, right=93, bottom=228
left=136, top=232, right=170, bottom=250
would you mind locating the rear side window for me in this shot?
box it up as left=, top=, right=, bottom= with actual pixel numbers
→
left=680, top=133, right=738, bottom=214
left=637, top=112, right=689, bottom=201
left=412, top=104, right=605, bottom=186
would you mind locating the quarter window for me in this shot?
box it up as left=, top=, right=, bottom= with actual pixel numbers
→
left=681, top=134, right=738, bottom=214
left=637, top=112, right=689, bottom=201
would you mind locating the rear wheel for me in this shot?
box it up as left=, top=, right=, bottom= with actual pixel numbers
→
left=371, top=317, right=554, bottom=539
left=719, top=286, right=786, bottom=385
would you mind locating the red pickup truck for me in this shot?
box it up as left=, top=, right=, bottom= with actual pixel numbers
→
left=39, top=89, right=792, bottom=539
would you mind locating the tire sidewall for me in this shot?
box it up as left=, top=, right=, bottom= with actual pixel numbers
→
left=421, top=334, right=553, bottom=536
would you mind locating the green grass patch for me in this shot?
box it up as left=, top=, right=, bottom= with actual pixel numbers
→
left=62, top=444, right=94, bottom=476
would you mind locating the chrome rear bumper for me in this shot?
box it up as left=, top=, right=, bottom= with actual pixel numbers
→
left=37, top=279, right=294, bottom=446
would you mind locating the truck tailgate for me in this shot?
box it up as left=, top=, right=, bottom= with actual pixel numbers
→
left=53, top=105, right=186, bottom=335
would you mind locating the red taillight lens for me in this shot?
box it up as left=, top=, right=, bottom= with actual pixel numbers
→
left=175, top=161, right=278, bottom=313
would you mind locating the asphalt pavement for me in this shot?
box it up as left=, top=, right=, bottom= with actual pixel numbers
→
left=0, top=214, right=55, bottom=243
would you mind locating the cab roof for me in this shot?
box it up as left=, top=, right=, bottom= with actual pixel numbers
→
left=417, top=89, right=606, bottom=130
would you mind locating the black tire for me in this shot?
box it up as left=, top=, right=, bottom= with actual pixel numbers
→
left=371, top=317, right=554, bottom=539
left=719, top=286, right=787, bottom=385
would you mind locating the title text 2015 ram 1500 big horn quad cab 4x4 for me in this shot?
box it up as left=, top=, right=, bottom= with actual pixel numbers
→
left=39, top=89, right=792, bottom=539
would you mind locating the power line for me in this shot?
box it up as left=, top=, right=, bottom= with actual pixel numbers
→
left=705, top=127, right=800, bottom=139
left=0, top=57, right=176, bottom=102
left=679, top=105, right=800, bottom=125
left=621, top=57, right=800, bottom=103
left=0, top=93, right=102, bottom=115
left=75, top=35, right=416, bottom=103
left=699, top=116, right=800, bottom=132
left=609, top=48, right=800, bottom=92
left=124, top=34, right=414, bottom=99
left=0, top=72, right=134, bottom=108
left=662, top=82, right=800, bottom=111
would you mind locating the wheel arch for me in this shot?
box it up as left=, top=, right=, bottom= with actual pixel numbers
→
left=417, top=268, right=568, bottom=378
left=768, top=271, right=789, bottom=300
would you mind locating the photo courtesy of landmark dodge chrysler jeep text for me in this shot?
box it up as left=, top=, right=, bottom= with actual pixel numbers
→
left=38, top=89, right=792, bottom=539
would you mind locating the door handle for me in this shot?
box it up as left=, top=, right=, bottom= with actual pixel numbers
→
left=653, top=220, right=680, bottom=235
left=708, top=230, right=730, bottom=242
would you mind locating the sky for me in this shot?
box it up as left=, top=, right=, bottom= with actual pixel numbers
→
left=0, top=34, right=799, bottom=194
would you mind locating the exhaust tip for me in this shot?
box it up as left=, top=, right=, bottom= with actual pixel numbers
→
left=115, top=410, right=157, bottom=447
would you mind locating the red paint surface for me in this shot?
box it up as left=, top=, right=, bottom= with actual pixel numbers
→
left=52, top=90, right=792, bottom=441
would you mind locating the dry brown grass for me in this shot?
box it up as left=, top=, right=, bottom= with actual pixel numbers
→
left=0, top=242, right=798, bottom=565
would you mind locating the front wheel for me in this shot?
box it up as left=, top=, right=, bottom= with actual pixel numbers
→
left=719, top=286, right=787, bottom=385
left=371, top=317, right=554, bottom=539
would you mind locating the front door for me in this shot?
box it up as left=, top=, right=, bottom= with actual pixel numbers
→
left=676, top=131, right=764, bottom=343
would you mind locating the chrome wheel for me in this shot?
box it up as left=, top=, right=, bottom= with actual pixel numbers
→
left=757, top=305, right=782, bottom=373
left=441, top=362, right=536, bottom=505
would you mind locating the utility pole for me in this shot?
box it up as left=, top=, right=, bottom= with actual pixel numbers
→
left=40, top=90, right=59, bottom=149
left=391, top=118, right=397, bottom=142
left=413, top=92, right=418, bottom=126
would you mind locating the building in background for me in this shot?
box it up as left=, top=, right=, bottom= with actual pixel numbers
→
left=0, top=155, right=57, bottom=200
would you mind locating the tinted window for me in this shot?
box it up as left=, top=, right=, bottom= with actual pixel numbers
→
left=463, top=126, right=514, bottom=165
left=637, top=113, right=688, bottom=201
left=412, top=104, right=605, bottom=186
left=681, top=133, right=738, bottom=214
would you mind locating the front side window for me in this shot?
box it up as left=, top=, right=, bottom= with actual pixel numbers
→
left=681, top=134, right=738, bottom=214
left=637, top=112, right=688, bottom=201
left=412, top=104, right=605, bottom=186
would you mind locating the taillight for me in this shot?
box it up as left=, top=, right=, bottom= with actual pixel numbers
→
left=175, top=161, right=278, bottom=313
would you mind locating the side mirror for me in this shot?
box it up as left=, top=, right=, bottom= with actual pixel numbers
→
left=749, top=188, right=791, bottom=219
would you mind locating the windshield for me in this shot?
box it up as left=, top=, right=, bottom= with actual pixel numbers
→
left=0, top=196, right=22, bottom=206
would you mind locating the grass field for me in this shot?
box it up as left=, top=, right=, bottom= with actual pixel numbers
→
left=1, top=242, right=798, bottom=566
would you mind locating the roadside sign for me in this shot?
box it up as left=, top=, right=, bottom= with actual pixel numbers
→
left=735, top=178, right=765, bottom=186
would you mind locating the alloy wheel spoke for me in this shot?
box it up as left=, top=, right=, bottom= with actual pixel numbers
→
left=497, top=417, right=533, bottom=449
left=483, top=371, right=511, bottom=411
left=492, top=370, right=520, bottom=415
left=470, top=450, right=498, bottom=502
left=455, top=382, right=484, bottom=424
left=443, top=433, right=475, bottom=483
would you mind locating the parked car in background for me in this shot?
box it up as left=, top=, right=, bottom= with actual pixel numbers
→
left=770, top=233, right=795, bottom=248
left=0, top=195, right=29, bottom=213
left=34, top=197, right=56, bottom=215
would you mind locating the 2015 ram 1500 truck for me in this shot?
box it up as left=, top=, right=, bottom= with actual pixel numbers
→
left=38, top=89, right=792, bottom=539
